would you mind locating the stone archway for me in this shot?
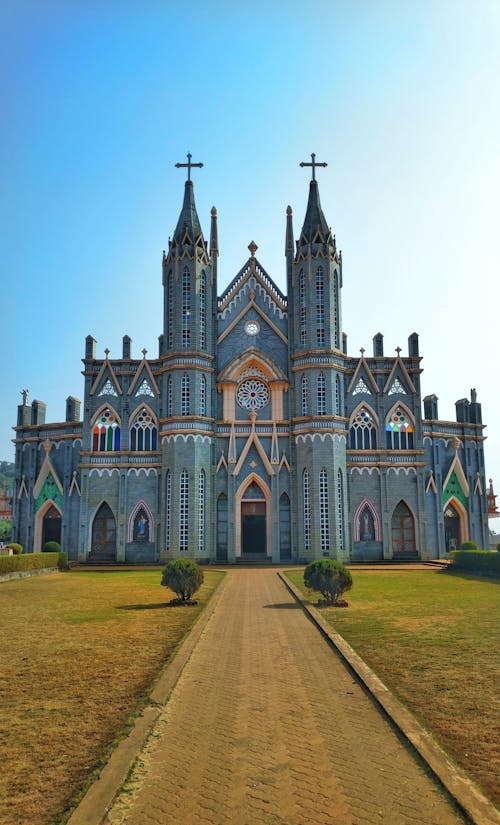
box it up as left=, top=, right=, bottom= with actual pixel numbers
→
left=443, top=497, right=468, bottom=552
left=235, top=475, right=272, bottom=560
left=90, top=503, right=117, bottom=562
left=34, top=499, right=62, bottom=553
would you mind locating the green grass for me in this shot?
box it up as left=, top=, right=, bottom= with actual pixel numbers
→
left=287, top=567, right=500, bottom=807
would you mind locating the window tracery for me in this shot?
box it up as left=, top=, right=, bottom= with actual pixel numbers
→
left=93, top=408, right=120, bottom=451
left=386, top=407, right=414, bottom=449
left=350, top=408, right=377, bottom=449
left=130, top=408, right=157, bottom=451
left=236, top=379, right=270, bottom=411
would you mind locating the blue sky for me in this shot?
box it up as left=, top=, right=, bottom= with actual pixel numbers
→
left=2, top=1, right=500, bottom=526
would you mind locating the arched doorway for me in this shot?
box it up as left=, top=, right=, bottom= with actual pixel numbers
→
left=391, top=501, right=416, bottom=555
left=444, top=504, right=461, bottom=552
left=241, top=481, right=266, bottom=557
left=42, top=504, right=61, bottom=549
left=91, top=503, right=117, bottom=562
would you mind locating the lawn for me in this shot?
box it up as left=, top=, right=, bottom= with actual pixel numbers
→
left=287, top=567, right=500, bottom=807
left=0, top=568, right=224, bottom=825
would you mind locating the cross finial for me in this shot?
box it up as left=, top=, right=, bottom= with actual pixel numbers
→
left=175, top=152, right=204, bottom=182
left=395, top=346, right=402, bottom=355
left=142, top=348, right=147, bottom=358
left=299, top=152, right=327, bottom=182
left=360, top=347, right=365, bottom=356
left=104, top=348, right=110, bottom=358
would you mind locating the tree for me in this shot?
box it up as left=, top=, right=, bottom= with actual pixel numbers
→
left=304, top=559, right=352, bottom=605
left=161, top=559, right=204, bottom=602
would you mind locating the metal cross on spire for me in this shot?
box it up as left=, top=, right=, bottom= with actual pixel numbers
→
left=299, top=152, right=328, bottom=181
left=175, top=152, right=204, bottom=182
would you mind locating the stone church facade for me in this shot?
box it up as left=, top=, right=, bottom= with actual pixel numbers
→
left=12, top=162, right=490, bottom=563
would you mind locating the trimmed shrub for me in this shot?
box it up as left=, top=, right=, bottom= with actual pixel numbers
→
left=450, top=550, right=500, bottom=577
left=6, top=543, right=23, bottom=555
left=161, top=559, right=204, bottom=602
left=304, top=559, right=352, bottom=605
left=460, top=540, right=479, bottom=551
left=43, top=541, right=61, bottom=553
left=57, top=551, right=69, bottom=571
left=0, top=552, right=59, bottom=576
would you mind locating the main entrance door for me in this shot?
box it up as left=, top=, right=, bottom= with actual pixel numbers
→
left=241, top=501, right=266, bottom=555
left=91, top=503, right=117, bottom=562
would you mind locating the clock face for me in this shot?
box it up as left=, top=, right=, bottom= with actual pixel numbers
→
left=245, top=321, right=259, bottom=336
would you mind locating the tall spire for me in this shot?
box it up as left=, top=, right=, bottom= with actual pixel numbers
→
left=172, top=153, right=205, bottom=244
left=298, top=153, right=332, bottom=245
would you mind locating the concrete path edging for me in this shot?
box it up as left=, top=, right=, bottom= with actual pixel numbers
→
left=279, top=571, right=500, bottom=825
left=67, top=574, right=228, bottom=825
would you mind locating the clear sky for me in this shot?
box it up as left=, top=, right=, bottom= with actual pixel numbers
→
left=2, top=0, right=500, bottom=530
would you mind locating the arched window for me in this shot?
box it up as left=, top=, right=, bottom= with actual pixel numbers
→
left=335, top=374, right=341, bottom=415
left=167, top=271, right=174, bottom=349
left=320, top=468, right=330, bottom=554
left=333, top=271, right=339, bottom=349
left=166, top=376, right=172, bottom=417
left=182, top=267, right=191, bottom=348
left=179, top=470, right=189, bottom=552
left=303, top=469, right=311, bottom=552
left=316, top=267, right=325, bottom=346
left=181, top=373, right=190, bottom=416
left=130, top=408, right=157, bottom=451
left=165, top=471, right=171, bottom=552
left=198, top=470, right=206, bottom=554
left=133, top=506, right=150, bottom=542
left=199, top=375, right=206, bottom=416
left=301, top=374, right=308, bottom=416
left=358, top=504, right=375, bottom=541
left=337, top=468, right=345, bottom=554
left=386, top=407, right=414, bottom=449
left=299, top=269, right=307, bottom=345
left=317, top=372, right=326, bottom=415
left=199, top=270, right=206, bottom=350
left=350, top=407, right=377, bottom=449
left=92, top=408, right=120, bottom=452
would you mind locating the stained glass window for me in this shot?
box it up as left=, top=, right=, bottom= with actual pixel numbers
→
left=182, top=268, right=191, bottom=348
left=181, top=374, right=190, bottom=416
left=98, top=379, right=118, bottom=397
left=386, top=407, right=414, bottom=449
left=317, top=372, right=326, bottom=415
left=320, top=468, right=330, bottom=553
left=92, top=408, right=120, bottom=452
left=236, top=379, right=270, bottom=411
left=350, top=408, right=377, bottom=449
left=130, top=408, right=157, bottom=451
left=179, top=470, right=189, bottom=552
left=301, top=374, right=308, bottom=416
left=303, top=469, right=311, bottom=552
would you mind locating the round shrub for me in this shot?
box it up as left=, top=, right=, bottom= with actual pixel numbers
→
left=161, top=559, right=204, bottom=602
left=6, top=543, right=23, bottom=555
left=460, top=540, right=479, bottom=551
left=43, top=541, right=61, bottom=552
left=304, top=558, right=352, bottom=605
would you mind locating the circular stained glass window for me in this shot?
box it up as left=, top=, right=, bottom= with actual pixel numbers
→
left=236, top=379, right=270, bottom=410
left=245, top=321, right=260, bottom=336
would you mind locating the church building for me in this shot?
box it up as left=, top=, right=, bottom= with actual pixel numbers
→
left=12, top=156, right=490, bottom=563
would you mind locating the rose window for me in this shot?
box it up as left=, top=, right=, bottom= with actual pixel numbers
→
left=236, top=378, right=270, bottom=410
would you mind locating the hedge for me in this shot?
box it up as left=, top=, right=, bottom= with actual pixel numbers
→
left=450, top=550, right=500, bottom=577
left=0, top=552, right=59, bottom=576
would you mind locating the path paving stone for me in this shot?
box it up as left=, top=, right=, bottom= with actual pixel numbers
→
left=105, top=570, right=468, bottom=825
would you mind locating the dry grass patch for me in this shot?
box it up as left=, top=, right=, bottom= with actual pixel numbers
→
left=287, top=567, right=500, bottom=807
left=0, top=568, right=224, bottom=825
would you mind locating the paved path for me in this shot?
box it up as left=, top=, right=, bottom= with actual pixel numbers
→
left=105, top=570, right=467, bottom=825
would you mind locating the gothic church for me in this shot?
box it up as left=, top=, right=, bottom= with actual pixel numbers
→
left=13, top=157, right=490, bottom=563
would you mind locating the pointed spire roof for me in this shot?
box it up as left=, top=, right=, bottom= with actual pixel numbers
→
left=299, top=179, right=330, bottom=243
left=173, top=180, right=204, bottom=242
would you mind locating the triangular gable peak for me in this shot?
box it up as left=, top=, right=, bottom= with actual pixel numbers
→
left=233, top=424, right=274, bottom=478
left=347, top=353, right=378, bottom=396
left=33, top=440, right=63, bottom=511
left=218, top=255, right=287, bottom=317
left=128, top=355, right=160, bottom=397
left=218, top=348, right=287, bottom=383
left=90, top=358, right=122, bottom=397
left=442, top=442, right=469, bottom=507
left=383, top=356, right=416, bottom=395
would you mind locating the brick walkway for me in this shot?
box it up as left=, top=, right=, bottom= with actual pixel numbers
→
left=105, top=569, right=467, bottom=825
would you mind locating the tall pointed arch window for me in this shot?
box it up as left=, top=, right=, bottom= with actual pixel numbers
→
left=301, top=374, right=308, bottom=416
left=198, top=470, right=206, bottom=554
left=166, top=376, right=172, bottom=417
left=167, top=271, right=174, bottom=349
left=181, top=373, right=190, bottom=416
left=199, top=375, right=206, bottom=416
left=165, top=471, right=171, bottom=552
left=199, top=270, right=206, bottom=350
left=317, top=372, right=326, bottom=415
left=386, top=407, right=414, bottom=449
left=333, top=271, right=340, bottom=349
left=337, top=468, right=345, bottom=554
left=335, top=374, right=341, bottom=415
left=179, top=470, right=189, bottom=552
left=299, top=269, right=307, bottom=345
left=320, top=468, right=330, bottom=554
left=93, top=408, right=120, bottom=452
left=350, top=407, right=377, bottom=449
left=303, top=469, right=311, bottom=552
left=182, top=267, right=191, bottom=348
left=316, top=267, right=325, bottom=346
left=130, top=408, right=157, bottom=451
